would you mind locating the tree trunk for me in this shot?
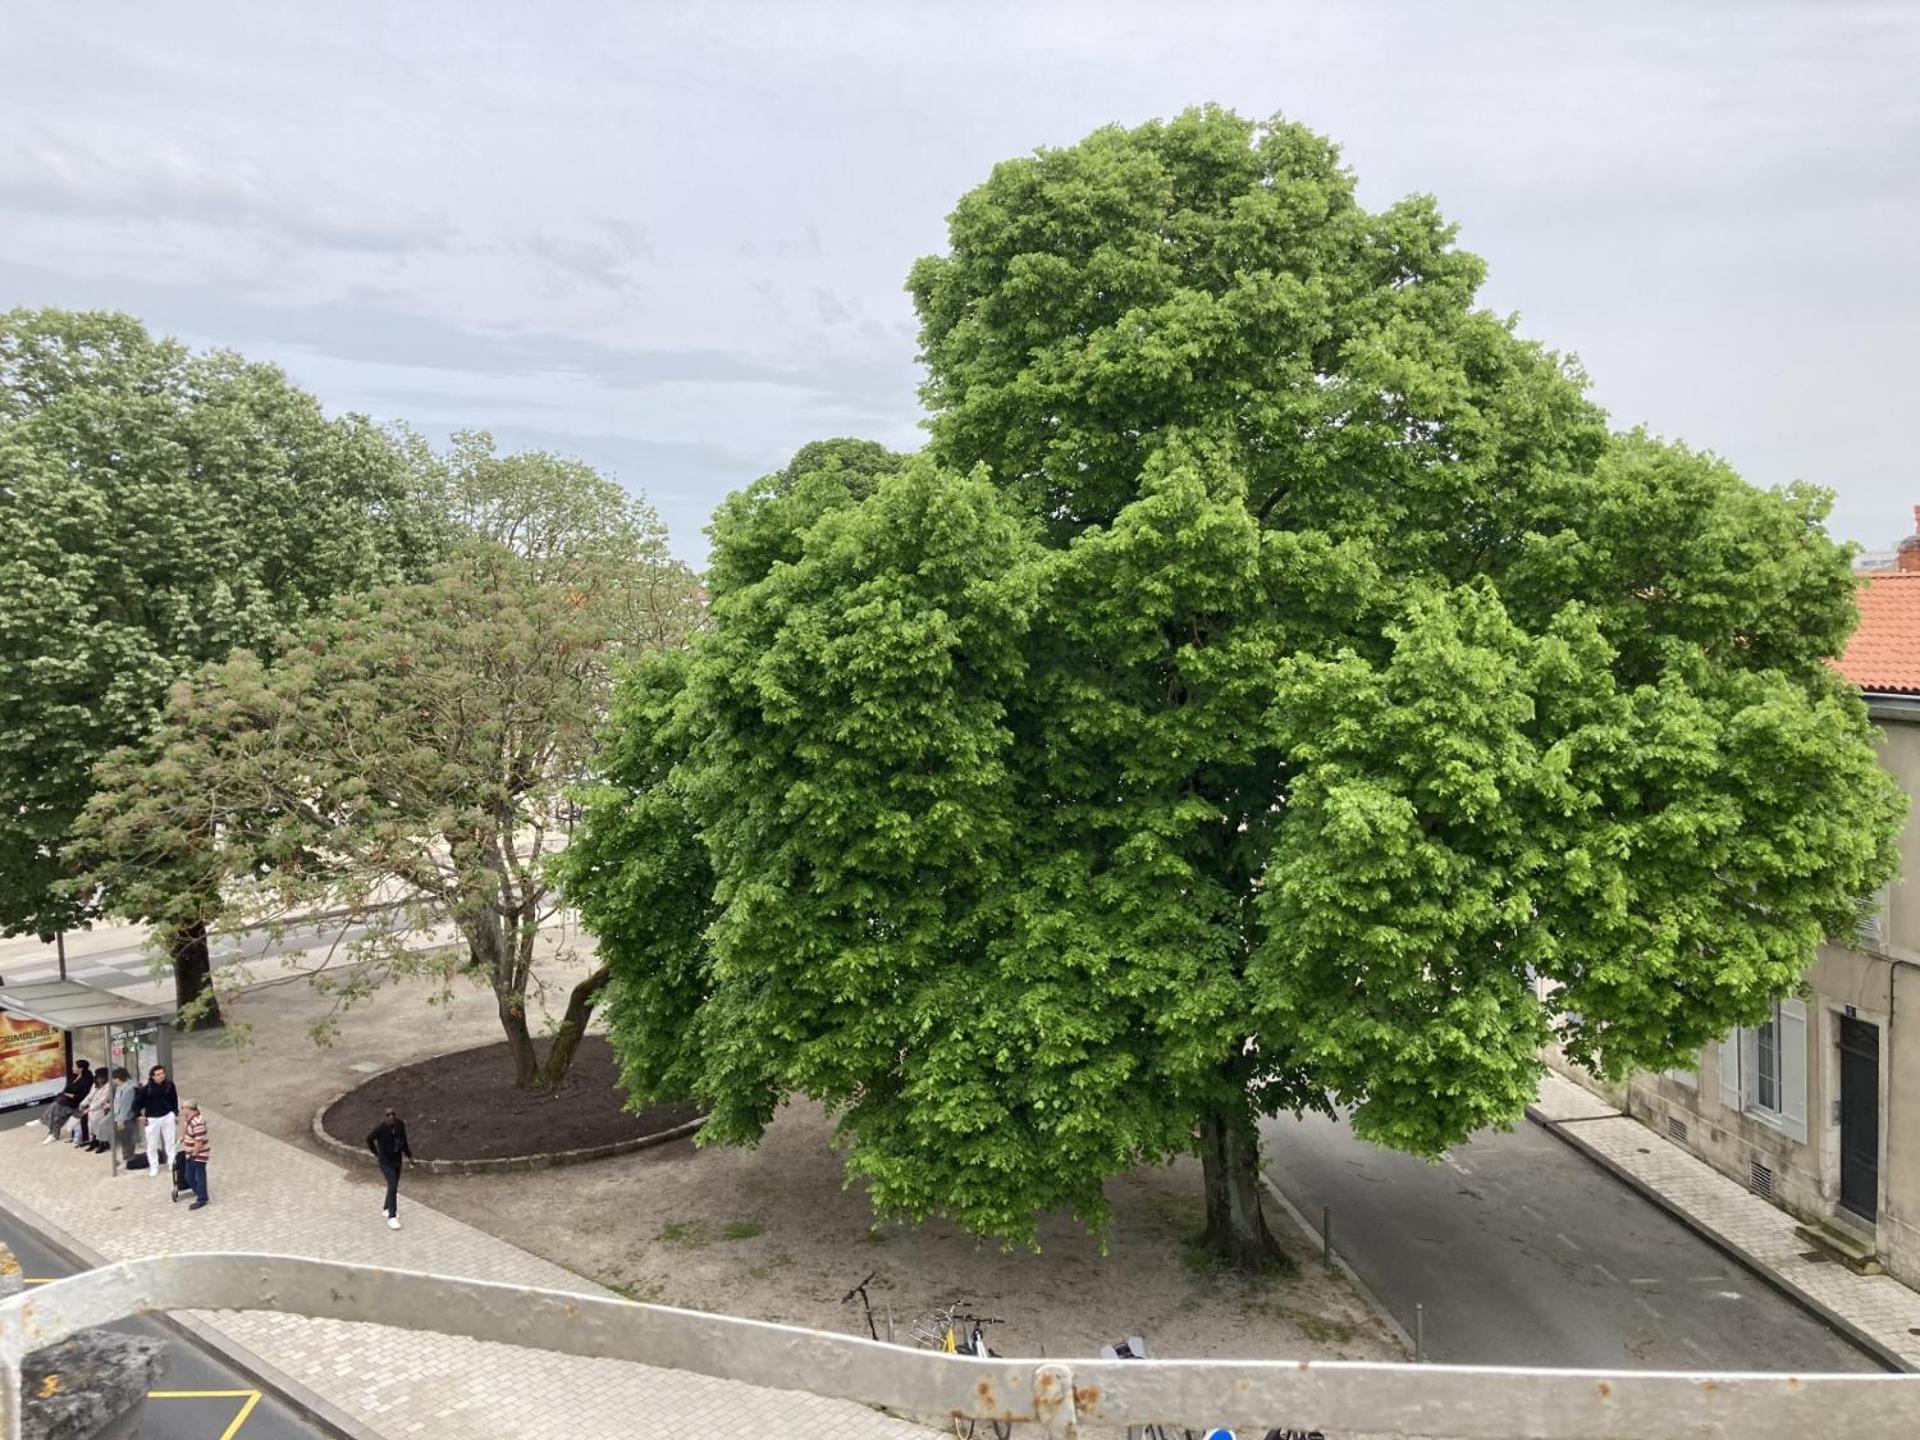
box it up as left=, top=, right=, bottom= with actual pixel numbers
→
left=534, top=963, right=610, bottom=1091
left=168, top=919, right=223, bottom=1031
left=496, top=991, right=540, bottom=1089
left=1198, top=1106, right=1290, bottom=1274
left=466, top=911, right=540, bottom=1088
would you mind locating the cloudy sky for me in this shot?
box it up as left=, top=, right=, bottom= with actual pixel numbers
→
left=2, top=2, right=1914, bottom=564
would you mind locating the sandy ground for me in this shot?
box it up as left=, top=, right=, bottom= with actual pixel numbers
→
left=174, top=931, right=1405, bottom=1382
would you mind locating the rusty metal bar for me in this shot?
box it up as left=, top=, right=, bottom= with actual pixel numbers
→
left=0, top=1252, right=1916, bottom=1440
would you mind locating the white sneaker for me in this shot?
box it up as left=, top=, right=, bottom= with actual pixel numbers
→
left=41, top=1133, right=56, bottom=1145
left=387, top=1217, right=401, bottom=1230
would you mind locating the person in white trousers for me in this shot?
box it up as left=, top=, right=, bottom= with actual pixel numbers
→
left=136, top=1063, right=179, bottom=1177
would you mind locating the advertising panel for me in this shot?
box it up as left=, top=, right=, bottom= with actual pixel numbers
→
left=0, top=1006, right=68, bottom=1109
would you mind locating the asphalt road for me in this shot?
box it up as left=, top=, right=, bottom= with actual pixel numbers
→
left=1261, top=1108, right=1883, bottom=1372
left=0, top=1118, right=333, bottom=1440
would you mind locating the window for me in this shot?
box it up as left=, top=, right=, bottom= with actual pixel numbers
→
left=1755, top=1011, right=1779, bottom=1112
left=1854, top=882, right=1893, bottom=952
left=1719, top=998, right=1807, bottom=1144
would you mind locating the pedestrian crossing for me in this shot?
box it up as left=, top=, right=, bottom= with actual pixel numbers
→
left=1, top=944, right=162, bottom=990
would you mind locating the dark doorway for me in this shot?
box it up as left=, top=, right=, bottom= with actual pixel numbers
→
left=1838, top=1016, right=1879, bottom=1222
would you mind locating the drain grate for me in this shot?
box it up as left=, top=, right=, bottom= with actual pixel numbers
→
left=1749, top=1160, right=1775, bottom=1199
left=1666, top=1116, right=1689, bottom=1143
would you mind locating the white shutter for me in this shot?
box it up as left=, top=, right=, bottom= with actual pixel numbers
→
left=1719, top=1032, right=1744, bottom=1113
left=1778, top=999, right=1808, bottom=1142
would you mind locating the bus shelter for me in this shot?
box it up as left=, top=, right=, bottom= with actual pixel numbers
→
left=0, top=979, right=175, bottom=1173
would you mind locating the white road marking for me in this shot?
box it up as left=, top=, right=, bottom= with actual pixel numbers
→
left=1591, top=1263, right=1620, bottom=1284
left=1637, top=1298, right=1665, bottom=1319
left=1629, top=1277, right=1663, bottom=1287
left=1555, top=1231, right=1582, bottom=1253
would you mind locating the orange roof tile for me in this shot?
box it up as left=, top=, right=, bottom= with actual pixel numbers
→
left=1840, top=571, right=1920, bottom=695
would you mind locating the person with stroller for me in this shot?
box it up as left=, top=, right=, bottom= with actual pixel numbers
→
left=179, top=1098, right=211, bottom=1209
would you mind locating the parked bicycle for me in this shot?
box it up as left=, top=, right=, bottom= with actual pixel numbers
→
left=841, top=1271, right=1012, bottom=1439
left=1104, top=1336, right=1314, bottom=1440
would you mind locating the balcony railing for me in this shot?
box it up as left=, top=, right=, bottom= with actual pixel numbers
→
left=2, top=1252, right=1914, bottom=1439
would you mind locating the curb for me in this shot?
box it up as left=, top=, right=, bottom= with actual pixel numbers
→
left=0, top=1181, right=385, bottom=1440
left=310, top=1051, right=704, bottom=1174
left=1261, top=1174, right=1417, bottom=1359
left=1525, top=1106, right=1912, bottom=1374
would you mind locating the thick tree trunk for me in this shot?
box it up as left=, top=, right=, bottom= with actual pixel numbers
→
left=466, top=911, right=540, bottom=1088
left=168, top=919, right=223, bottom=1031
left=534, top=963, right=610, bottom=1091
left=1198, top=1106, right=1290, bottom=1273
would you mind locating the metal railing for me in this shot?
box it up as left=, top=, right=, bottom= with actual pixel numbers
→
left=1, top=1252, right=1915, bottom=1439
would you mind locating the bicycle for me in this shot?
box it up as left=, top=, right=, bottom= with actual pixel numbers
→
left=911, top=1301, right=1011, bottom=1440
left=1103, top=1336, right=1305, bottom=1440
left=841, top=1271, right=1011, bottom=1439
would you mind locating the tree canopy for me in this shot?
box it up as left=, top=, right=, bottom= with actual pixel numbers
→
left=0, top=308, right=447, bottom=960
left=76, top=436, right=699, bottom=1084
left=570, top=108, right=1904, bottom=1267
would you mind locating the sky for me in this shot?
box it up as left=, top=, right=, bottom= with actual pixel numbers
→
left=2, top=1, right=1915, bottom=566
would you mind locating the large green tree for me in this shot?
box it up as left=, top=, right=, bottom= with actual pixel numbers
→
left=0, top=309, right=446, bottom=1021
left=570, top=110, right=1902, bottom=1267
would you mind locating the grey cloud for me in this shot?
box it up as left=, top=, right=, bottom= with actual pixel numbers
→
left=0, top=133, right=451, bottom=254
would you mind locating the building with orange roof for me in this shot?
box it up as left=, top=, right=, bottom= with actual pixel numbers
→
left=1580, top=511, right=1920, bottom=1290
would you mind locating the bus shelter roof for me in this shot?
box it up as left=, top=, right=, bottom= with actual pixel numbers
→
left=0, top=978, right=174, bottom=1030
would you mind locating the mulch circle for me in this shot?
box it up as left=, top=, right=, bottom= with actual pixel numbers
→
left=321, top=1034, right=697, bottom=1163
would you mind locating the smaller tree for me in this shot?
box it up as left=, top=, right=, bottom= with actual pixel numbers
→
left=77, top=441, right=699, bottom=1086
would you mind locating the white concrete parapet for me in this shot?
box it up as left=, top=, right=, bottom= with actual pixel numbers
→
left=1, top=1252, right=1915, bottom=1438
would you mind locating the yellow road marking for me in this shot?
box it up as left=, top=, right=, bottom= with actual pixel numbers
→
left=218, top=1389, right=262, bottom=1439
left=149, top=1389, right=263, bottom=1439
left=23, top=1277, right=56, bottom=1285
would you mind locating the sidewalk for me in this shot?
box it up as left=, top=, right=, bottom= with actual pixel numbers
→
left=1529, top=1069, right=1920, bottom=1371
left=0, top=1110, right=932, bottom=1439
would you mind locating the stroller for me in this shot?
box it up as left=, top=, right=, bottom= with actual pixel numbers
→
left=168, top=1147, right=189, bottom=1203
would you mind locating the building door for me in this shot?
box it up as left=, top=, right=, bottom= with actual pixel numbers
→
left=1838, top=1016, right=1880, bottom=1222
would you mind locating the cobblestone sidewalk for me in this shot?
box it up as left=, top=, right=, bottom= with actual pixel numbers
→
left=1530, top=1069, right=1920, bottom=1370
left=0, top=1109, right=933, bottom=1439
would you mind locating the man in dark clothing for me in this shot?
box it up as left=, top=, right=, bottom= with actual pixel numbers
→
left=135, top=1064, right=180, bottom=1177
left=42, top=1059, right=91, bottom=1143
left=366, top=1109, right=414, bottom=1230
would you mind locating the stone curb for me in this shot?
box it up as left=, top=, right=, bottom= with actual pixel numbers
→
left=0, top=1182, right=381, bottom=1440
left=310, top=1052, right=705, bottom=1175
left=1261, top=1174, right=1418, bottom=1360
left=1525, top=1105, right=1912, bottom=1375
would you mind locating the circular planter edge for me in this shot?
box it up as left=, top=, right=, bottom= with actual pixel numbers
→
left=311, top=1053, right=704, bottom=1175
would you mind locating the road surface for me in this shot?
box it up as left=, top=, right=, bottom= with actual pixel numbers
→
left=0, top=1163, right=331, bottom=1440
left=1262, top=1108, right=1883, bottom=1372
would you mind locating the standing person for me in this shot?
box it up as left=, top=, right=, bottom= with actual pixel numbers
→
left=366, top=1108, right=413, bottom=1230
left=136, top=1064, right=179, bottom=1177
left=83, top=1062, right=113, bottom=1152
left=42, top=1059, right=91, bottom=1144
left=179, top=1098, right=210, bottom=1210
left=109, top=1067, right=139, bottom=1168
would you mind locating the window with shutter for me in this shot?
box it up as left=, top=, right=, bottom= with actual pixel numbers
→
left=1777, top=999, right=1808, bottom=1143
left=1719, top=1033, right=1743, bottom=1112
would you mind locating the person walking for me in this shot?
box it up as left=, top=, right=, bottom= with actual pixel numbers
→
left=42, top=1059, right=91, bottom=1144
left=109, top=1067, right=139, bottom=1168
left=179, top=1099, right=210, bottom=1209
left=136, top=1064, right=179, bottom=1177
left=366, top=1108, right=414, bottom=1230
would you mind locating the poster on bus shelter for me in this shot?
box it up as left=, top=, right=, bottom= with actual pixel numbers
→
left=0, top=1007, right=67, bottom=1109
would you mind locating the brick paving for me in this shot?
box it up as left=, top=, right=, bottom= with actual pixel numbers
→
left=1531, top=1069, right=1920, bottom=1370
left=0, top=1108, right=934, bottom=1439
